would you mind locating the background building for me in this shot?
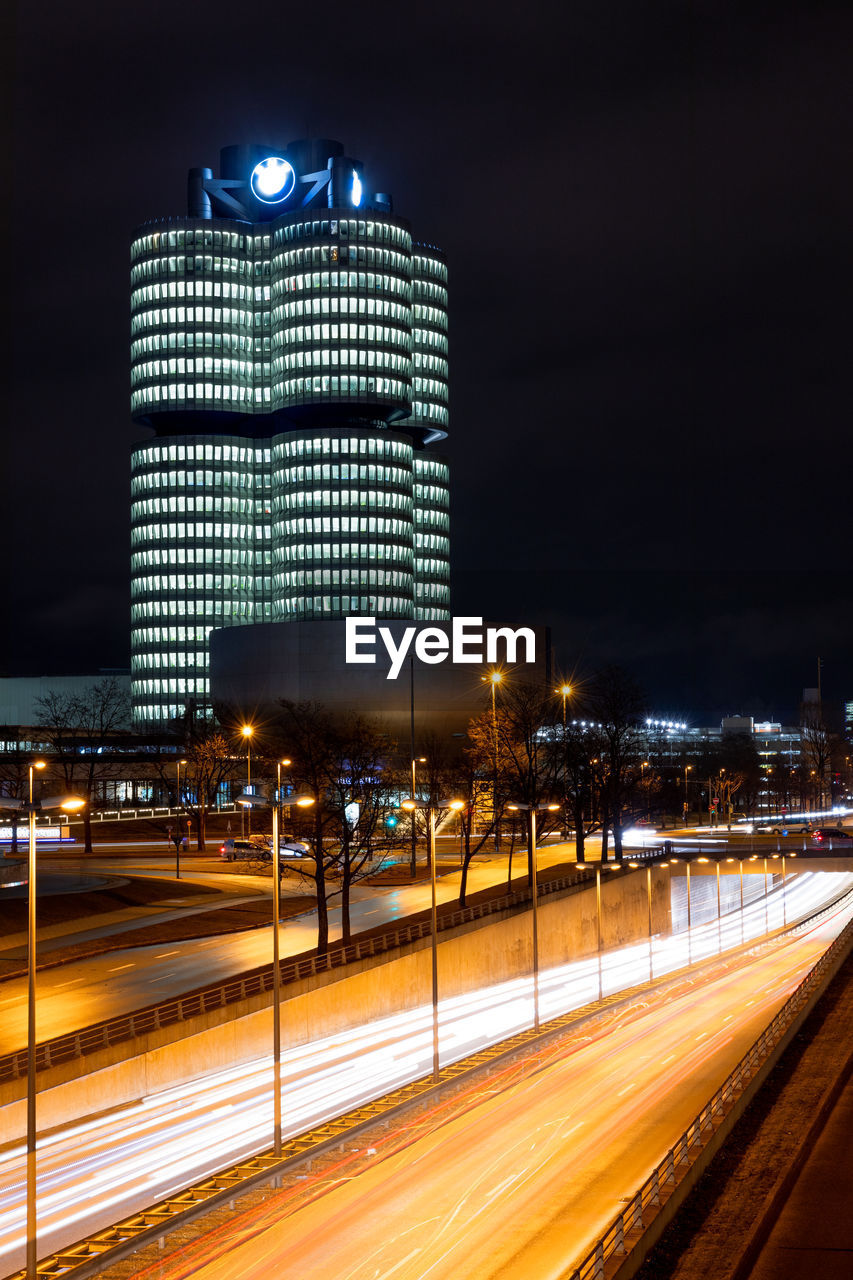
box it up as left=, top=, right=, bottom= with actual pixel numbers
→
left=131, top=138, right=450, bottom=727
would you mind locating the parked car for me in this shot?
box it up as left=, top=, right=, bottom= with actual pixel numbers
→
left=219, top=838, right=271, bottom=863
left=251, top=834, right=311, bottom=859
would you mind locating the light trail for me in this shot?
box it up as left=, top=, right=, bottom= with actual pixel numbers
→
left=0, top=871, right=850, bottom=1274
left=126, top=899, right=853, bottom=1280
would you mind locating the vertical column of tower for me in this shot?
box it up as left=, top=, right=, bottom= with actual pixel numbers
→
left=130, top=218, right=275, bottom=725
left=130, top=436, right=267, bottom=723
left=270, top=429, right=414, bottom=618
left=270, top=211, right=413, bottom=419
left=401, top=245, right=449, bottom=440
left=130, top=218, right=257, bottom=416
left=403, top=245, right=450, bottom=618
left=413, top=453, right=450, bottom=620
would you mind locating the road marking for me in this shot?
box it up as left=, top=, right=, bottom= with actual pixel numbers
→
left=156, top=951, right=180, bottom=958
left=108, top=963, right=134, bottom=972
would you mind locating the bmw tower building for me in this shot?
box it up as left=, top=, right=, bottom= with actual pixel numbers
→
left=130, top=139, right=450, bottom=726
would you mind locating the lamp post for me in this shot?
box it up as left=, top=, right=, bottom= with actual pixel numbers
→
left=2, top=765, right=86, bottom=1280
left=557, top=684, right=572, bottom=841
left=401, top=797, right=463, bottom=1081
left=241, top=725, right=254, bottom=836
left=409, top=755, right=426, bottom=877
left=237, top=783, right=314, bottom=1156
left=175, top=758, right=187, bottom=879
left=683, top=764, right=693, bottom=826
left=646, top=864, right=654, bottom=981
left=276, top=758, right=292, bottom=847
left=482, top=670, right=503, bottom=851
left=506, top=801, right=560, bottom=1031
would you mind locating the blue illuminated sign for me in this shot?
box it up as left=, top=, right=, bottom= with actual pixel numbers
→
left=351, top=168, right=363, bottom=208
left=250, top=156, right=296, bottom=204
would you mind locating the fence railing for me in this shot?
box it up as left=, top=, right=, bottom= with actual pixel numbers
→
left=564, top=903, right=853, bottom=1280
left=69, top=803, right=240, bottom=825
left=0, top=865, right=592, bottom=1084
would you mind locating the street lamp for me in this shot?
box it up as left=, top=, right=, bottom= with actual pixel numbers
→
left=276, top=758, right=292, bottom=844
left=2, top=764, right=86, bottom=1280
left=556, top=684, right=572, bottom=842
left=175, top=758, right=187, bottom=879
left=409, top=755, right=427, bottom=877
left=481, top=670, right=503, bottom=851
left=400, top=796, right=464, bottom=1081
left=683, top=764, right=693, bottom=826
left=241, top=725, right=254, bottom=836
left=237, top=783, right=314, bottom=1157
left=506, top=801, right=560, bottom=1031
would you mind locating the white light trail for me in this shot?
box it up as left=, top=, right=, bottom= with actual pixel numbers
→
left=0, top=871, right=850, bottom=1273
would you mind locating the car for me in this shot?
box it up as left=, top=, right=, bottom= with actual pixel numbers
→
left=219, top=838, right=271, bottom=863
left=811, top=827, right=853, bottom=846
left=249, top=834, right=311, bottom=859
left=754, top=820, right=812, bottom=835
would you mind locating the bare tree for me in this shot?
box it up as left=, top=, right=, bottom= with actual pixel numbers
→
left=559, top=719, right=604, bottom=862
left=155, top=726, right=235, bottom=852
left=270, top=701, right=399, bottom=954
left=801, top=707, right=831, bottom=811
left=588, top=666, right=647, bottom=862
left=34, top=678, right=131, bottom=853
left=325, top=716, right=398, bottom=943
left=468, top=681, right=562, bottom=887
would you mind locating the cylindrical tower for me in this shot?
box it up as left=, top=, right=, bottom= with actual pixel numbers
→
left=271, top=428, right=414, bottom=619
left=270, top=212, right=413, bottom=423
left=130, top=138, right=451, bottom=727
left=130, top=218, right=270, bottom=427
left=130, top=436, right=271, bottom=724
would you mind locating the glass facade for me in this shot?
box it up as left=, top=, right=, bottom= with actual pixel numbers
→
left=398, top=245, right=449, bottom=441
left=272, top=429, right=415, bottom=619
left=130, top=436, right=272, bottom=724
left=130, top=139, right=451, bottom=727
left=413, top=452, right=451, bottom=619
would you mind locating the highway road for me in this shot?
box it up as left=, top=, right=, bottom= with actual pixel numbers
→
left=125, top=898, right=853, bottom=1280
left=0, top=871, right=850, bottom=1274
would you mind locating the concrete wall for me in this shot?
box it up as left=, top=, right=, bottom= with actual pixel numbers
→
left=2, top=867, right=672, bottom=1139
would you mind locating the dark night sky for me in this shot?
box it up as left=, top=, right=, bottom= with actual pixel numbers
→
left=4, top=0, right=852, bottom=724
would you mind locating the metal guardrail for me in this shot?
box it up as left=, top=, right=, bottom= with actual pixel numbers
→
left=0, top=865, right=593, bottom=1084
left=564, top=893, right=853, bottom=1280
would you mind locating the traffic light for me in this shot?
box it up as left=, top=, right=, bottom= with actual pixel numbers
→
left=385, top=815, right=398, bottom=828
